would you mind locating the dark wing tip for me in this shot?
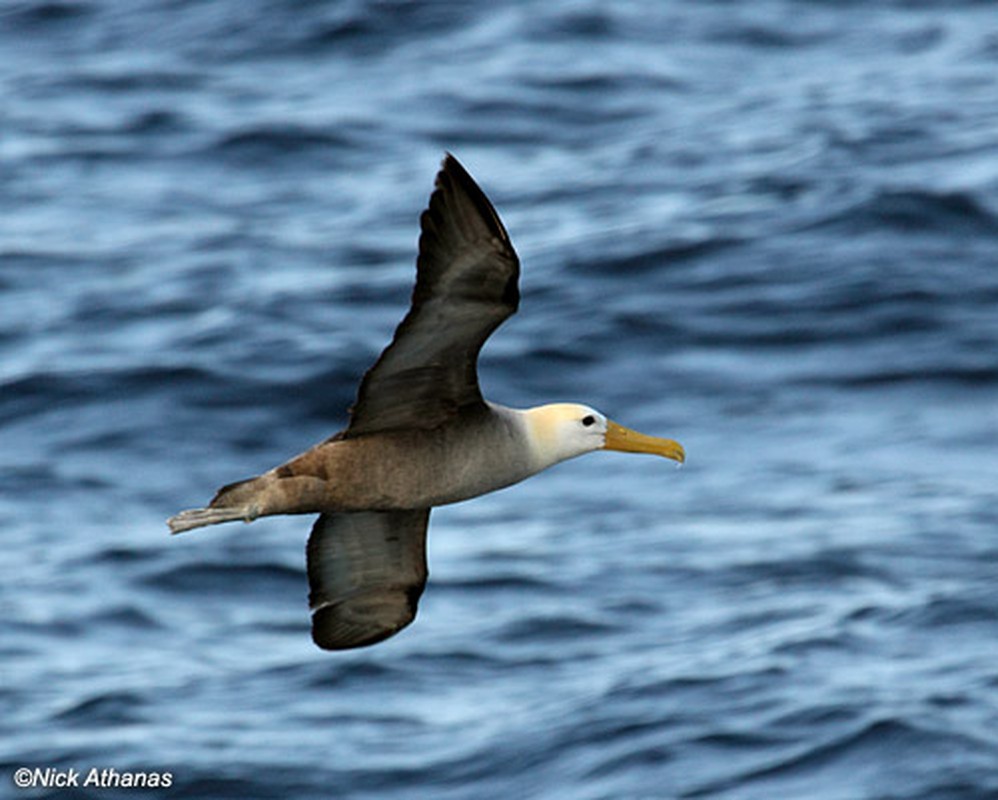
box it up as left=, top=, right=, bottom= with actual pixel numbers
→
left=413, top=153, right=520, bottom=311
left=437, top=153, right=516, bottom=254
left=310, top=587, right=422, bottom=651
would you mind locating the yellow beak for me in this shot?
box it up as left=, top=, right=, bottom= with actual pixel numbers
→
left=604, top=420, right=685, bottom=464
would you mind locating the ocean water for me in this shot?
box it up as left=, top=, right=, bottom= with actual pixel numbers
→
left=3, top=1, right=998, bottom=798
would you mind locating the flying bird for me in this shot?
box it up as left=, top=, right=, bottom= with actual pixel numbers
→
left=168, top=155, right=685, bottom=650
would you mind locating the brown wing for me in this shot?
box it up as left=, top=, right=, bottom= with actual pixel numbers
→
left=343, top=154, right=520, bottom=437
left=306, top=509, right=430, bottom=650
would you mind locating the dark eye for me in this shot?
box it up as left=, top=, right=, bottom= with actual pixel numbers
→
left=581, top=415, right=596, bottom=427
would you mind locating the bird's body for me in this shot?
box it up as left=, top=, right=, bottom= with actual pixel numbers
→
left=172, top=403, right=546, bottom=526
left=169, top=155, right=684, bottom=650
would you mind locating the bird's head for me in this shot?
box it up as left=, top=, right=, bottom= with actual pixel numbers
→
left=523, top=403, right=685, bottom=469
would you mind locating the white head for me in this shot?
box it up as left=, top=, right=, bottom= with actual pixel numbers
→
left=522, top=403, right=685, bottom=471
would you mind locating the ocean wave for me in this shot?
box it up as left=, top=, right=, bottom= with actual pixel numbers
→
left=53, top=690, right=147, bottom=727
left=806, top=188, right=998, bottom=237
left=585, top=236, right=744, bottom=276
left=831, top=364, right=998, bottom=388
left=204, top=126, right=358, bottom=164
left=4, top=1, right=93, bottom=29
left=497, top=612, right=616, bottom=644
left=140, top=561, right=303, bottom=597
left=0, top=366, right=211, bottom=424
left=693, top=718, right=998, bottom=798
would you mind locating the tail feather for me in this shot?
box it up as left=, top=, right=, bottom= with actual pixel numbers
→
left=167, top=506, right=250, bottom=534
left=168, top=475, right=264, bottom=535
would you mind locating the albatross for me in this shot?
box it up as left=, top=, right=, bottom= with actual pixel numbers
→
left=168, top=154, right=684, bottom=651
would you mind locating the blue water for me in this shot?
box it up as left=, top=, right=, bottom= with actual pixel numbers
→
left=3, top=2, right=998, bottom=798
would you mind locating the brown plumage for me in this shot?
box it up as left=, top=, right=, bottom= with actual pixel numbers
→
left=168, top=155, right=685, bottom=651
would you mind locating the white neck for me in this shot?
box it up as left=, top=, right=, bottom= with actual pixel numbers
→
left=492, top=402, right=601, bottom=472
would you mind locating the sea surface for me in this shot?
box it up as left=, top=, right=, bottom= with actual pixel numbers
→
left=3, top=1, right=998, bottom=798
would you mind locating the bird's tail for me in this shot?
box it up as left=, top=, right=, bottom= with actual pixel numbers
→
left=167, top=476, right=263, bottom=535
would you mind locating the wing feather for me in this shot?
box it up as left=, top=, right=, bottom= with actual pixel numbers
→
left=344, top=154, right=520, bottom=436
left=306, top=509, right=430, bottom=650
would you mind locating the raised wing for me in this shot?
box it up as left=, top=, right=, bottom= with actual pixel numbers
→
left=306, top=509, right=430, bottom=650
left=344, top=154, right=520, bottom=437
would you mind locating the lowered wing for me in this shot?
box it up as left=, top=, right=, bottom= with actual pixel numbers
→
left=306, top=509, right=430, bottom=650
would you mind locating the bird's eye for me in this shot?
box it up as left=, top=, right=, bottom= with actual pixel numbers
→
left=581, top=415, right=596, bottom=427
